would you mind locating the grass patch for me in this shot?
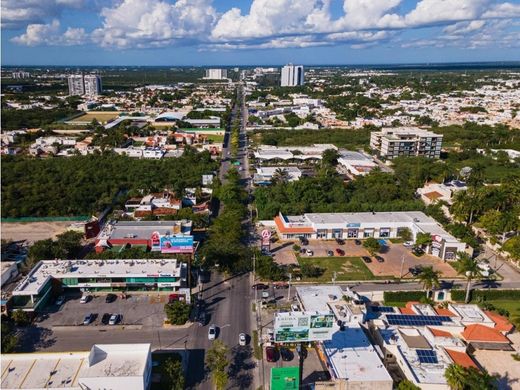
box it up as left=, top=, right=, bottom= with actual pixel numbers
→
left=384, top=301, right=407, bottom=308
left=389, top=238, right=404, bottom=244
left=252, top=330, right=262, bottom=360
left=482, top=300, right=520, bottom=317
left=205, top=134, right=225, bottom=143
left=297, top=256, right=375, bottom=282
left=73, top=112, right=120, bottom=123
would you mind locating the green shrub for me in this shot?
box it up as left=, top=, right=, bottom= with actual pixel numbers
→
left=384, top=291, right=426, bottom=304
left=451, top=289, right=520, bottom=302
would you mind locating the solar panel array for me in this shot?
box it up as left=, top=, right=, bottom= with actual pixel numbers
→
left=372, top=306, right=395, bottom=313
left=416, top=349, right=438, bottom=364
left=385, top=314, right=453, bottom=326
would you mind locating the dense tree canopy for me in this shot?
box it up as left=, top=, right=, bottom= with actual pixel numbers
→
left=1, top=151, right=217, bottom=218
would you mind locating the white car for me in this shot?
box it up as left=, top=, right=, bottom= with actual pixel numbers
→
left=404, top=241, right=415, bottom=248
left=208, top=324, right=217, bottom=340
left=239, top=333, right=247, bottom=346
left=79, top=295, right=90, bottom=304
left=291, top=304, right=300, bottom=312
left=108, top=314, right=120, bottom=325
left=306, top=249, right=314, bottom=256
left=261, top=291, right=269, bottom=299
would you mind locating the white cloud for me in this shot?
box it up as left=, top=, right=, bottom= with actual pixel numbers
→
left=91, top=0, right=217, bottom=49
left=443, top=20, right=486, bottom=35
left=10, top=19, right=87, bottom=46
left=1, top=0, right=85, bottom=29
left=403, top=0, right=488, bottom=27
left=482, top=2, right=520, bottom=18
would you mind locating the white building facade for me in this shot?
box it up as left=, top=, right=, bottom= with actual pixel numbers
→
left=370, top=127, right=443, bottom=159
left=281, top=64, right=304, bottom=87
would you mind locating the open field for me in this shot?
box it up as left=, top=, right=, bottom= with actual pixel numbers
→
left=297, top=256, right=376, bottom=282
left=74, top=112, right=120, bottom=123
left=205, top=134, right=225, bottom=143
left=1, top=221, right=79, bottom=242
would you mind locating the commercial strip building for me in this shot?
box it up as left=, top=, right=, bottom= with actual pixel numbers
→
left=253, top=144, right=338, bottom=163
left=370, top=127, right=443, bottom=159
left=1, top=344, right=152, bottom=390
left=253, top=166, right=302, bottom=185
left=11, top=258, right=188, bottom=311
left=269, top=211, right=466, bottom=261
left=337, top=151, right=378, bottom=176
left=95, top=220, right=194, bottom=254
left=281, top=64, right=305, bottom=87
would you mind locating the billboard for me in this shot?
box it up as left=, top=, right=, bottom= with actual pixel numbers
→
left=274, top=312, right=335, bottom=343
left=271, top=367, right=299, bottom=390
left=150, top=231, right=161, bottom=251
left=160, top=235, right=194, bottom=253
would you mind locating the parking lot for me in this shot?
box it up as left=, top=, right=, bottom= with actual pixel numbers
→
left=38, top=291, right=167, bottom=328
left=269, top=238, right=458, bottom=279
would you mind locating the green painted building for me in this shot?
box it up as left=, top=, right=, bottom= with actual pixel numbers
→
left=271, top=366, right=300, bottom=390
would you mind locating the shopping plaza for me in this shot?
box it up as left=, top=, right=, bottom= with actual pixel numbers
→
left=268, top=211, right=466, bottom=261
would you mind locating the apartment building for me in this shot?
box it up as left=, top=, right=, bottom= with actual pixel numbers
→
left=205, top=68, right=228, bottom=80
left=67, top=74, right=102, bottom=96
left=370, top=127, right=443, bottom=159
left=281, top=64, right=304, bottom=87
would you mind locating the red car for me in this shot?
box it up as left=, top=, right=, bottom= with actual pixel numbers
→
left=266, top=346, right=278, bottom=362
left=335, top=248, right=345, bottom=256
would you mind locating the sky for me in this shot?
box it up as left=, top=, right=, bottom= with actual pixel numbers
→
left=2, top=0, right=520, bottom=66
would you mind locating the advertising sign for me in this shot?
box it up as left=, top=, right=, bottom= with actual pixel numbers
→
left=160, top=235, right=194, bottom=253
left=150, top=231, right=161, bottom=251
left=346, top=223, right=361, bottom=228
left=261, top=229, right=272, bottom=246
left=274, top=312, right=335, bottom=343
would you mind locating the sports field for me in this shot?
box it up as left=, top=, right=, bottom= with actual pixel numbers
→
left=74, top=112, right=120, bottom=123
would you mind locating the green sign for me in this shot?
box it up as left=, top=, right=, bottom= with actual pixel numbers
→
left=271, top=366, right=300, bottom=390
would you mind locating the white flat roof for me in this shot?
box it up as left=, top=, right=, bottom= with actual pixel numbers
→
left=324, top=326, right=392, bottom=383
left=1, top=344, right=150, bottom=390
left=13, top=259, right=183, bottom=296
left=448, top=304, right=493, bottom=324
left=296, top=285, right=344, bottom=313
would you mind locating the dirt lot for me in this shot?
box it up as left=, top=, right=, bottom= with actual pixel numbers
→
left=473, top=332, right=520, bottom=390
left=1, top=222, right=79, bottom=242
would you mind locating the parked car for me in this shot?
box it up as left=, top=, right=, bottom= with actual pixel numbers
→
left=335, top=248, right=345, bottom=256
left=198, top=311, right=207, bottom=326
left=83, top=313, right=95, bottom=325
left=404, top=241, right=415, bottom=248
left=291, top=304, right=300, bottom=312
left=280, top=347, right=294, bottom=361
left=108, top=314, right=121, bottom=325
left=80, top=295, right=91, bottom=304
left=55, top=296, right=65, bottom=306
left=239, top=333, right=247, bottom=346
left=327, top=250, right=334, bottom=257
left=354, top=239, right=362, bottom=246
left=299, top=237, right=309, bottom=245
left=409, top=266, right=424, bottom=277
left=101, top=313, right=111, bottom=325
left=412, top=247, right=425, bottom=256
left=261, top=291, right=270, bottom=299
left=105, top=294, right=117, bottom=303
left=265, top=346, right=278, bottom=362
left=335, top=238, right=345, bottom=245
left=362, top=256, right=372, bottom=263
left=375, top=256, right=385, bottom=263
left=306, top=249, right=314, bottom=256
left=252, top=283, right=269, bottom=290
left=273, top=282, right=289, bottom=289
left=208, top=324, right=217, bottom=340
left=296, top=345, right=308, bottom=360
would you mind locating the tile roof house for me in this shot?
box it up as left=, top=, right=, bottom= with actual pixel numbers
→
left=461, top=324, right=513, bottom=351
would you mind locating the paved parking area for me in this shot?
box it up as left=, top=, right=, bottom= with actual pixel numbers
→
left=473, top=332, right=520, bottom=390
left=38, top=291, right=167, bottom=328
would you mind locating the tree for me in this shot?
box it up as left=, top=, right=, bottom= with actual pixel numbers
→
left=205, top=340, right=229, bottom=390
left=415, top=232, right=432, bottom=248
left=11, top=309, right=30, bottom=326
left=398, top=227, right=413, bottom=242
left=1, top=317, right=18, bottom=353
left=162, top=357, right=185, bottom=390
left=363, top=237, right=381, bottom=256
left=271, top=168, right=290, bottom=185
left=397, top=379, right=421, bottom=390
left=445, top=364, right=468, bottom=390
left=453, top=252, right=484, bottom=303
left=300, top=263, right=324, bottom=278
left=445, top=364, right=497, bottom=390
left=164, top=301, right=191, bottom=325
left=321, top=149, right=340, bottom=167
left=503, top=236, right=520, bottom=260
left=417, top=266, right=440, bottom=298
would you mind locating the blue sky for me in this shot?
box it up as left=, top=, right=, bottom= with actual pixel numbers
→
left=2, top=0, right=520, bottom=66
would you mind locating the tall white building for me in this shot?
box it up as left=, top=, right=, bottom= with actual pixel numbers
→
left=205, top=68, right=227, bottom=80
left=281, top=64, right=304, bottom=87
left=84, top=74, right=102, bottom=96
left=68, top=74, right=102, bottom=96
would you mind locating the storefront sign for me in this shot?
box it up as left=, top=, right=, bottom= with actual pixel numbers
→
left=160, top=235, right=194, bottom=253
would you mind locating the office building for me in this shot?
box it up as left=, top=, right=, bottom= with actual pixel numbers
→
left=1, top=344, right=152, bottom=390
left=281, top=64, right=304, bottom=87
left=67, top=74, right=102, bottom=96
left=269, top=211, right=466, bottom=260
left=205, top=68, right=227, bottom=80
left=11, top=259, right=188, bottom=311
left=370, top=127, right=443, bottom=159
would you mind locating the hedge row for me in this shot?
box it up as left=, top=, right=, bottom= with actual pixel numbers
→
left=383, top=291, right=426, bottom=303
left=451, top=289, right=520, bottom=302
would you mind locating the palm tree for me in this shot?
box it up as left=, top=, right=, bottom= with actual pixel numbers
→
left=445, top=364, right=468, bottom=390
left=417, top=266, right=441, bottom=299
left=453, top=252, right=484, bottom=303
left=271, top=168, right=290, bottom=185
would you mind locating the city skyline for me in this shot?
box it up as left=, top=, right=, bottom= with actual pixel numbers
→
left=2, top=0, right=520, bottom=66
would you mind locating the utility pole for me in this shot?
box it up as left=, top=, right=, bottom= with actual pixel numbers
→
left=287, top=273, right=292, bottom=301
left=399, top=254, right=405, bottom=281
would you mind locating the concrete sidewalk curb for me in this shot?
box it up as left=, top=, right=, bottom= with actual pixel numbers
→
left=52, top=324, right=143, bottom=331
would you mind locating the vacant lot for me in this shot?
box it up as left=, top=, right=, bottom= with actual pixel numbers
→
left=298, top=256, right=375, bottom=282
left=75, top=112, right=120, bottom=123
left=1, top=221, right=79, bottom=242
